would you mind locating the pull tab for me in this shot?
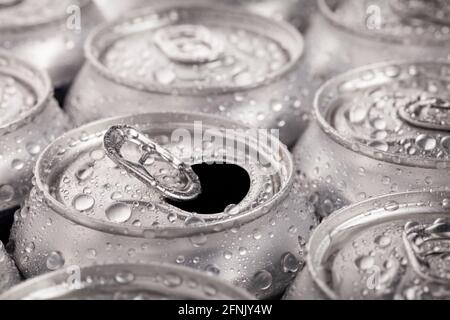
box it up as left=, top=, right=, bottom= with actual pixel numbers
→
left=103, top=125, right=202, bottom=201
left=391, top=0, right=450, bottom=26
left=403, top=219, right=450, bottom=284
left=153, top=24, right=224, bottom=64
left=398, top=96, right=450, bottom=131
left=0, top=0, right=22, bottom=8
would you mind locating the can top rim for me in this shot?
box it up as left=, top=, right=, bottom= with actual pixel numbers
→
left=314, top=59, right=450, bottom=169
left=0, top=263, right=255, bottom=300
left=318, top=0, right=450, bottom=46
left=84, top=1, right=304, bottom=96
left=306, top=190, right=450, bottom=300
left=0, top=0, right=92, bottom=31
left=34, top=111, right=294, bottom=238
left=0, top=51, right=53, bottom=136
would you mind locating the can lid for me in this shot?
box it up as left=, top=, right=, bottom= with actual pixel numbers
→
left=319, top=0, right=450, bottom=45
left=0, top=263, right=254, bottom=299
left=398, top=96, right=450, bottom=131
left=307, top=190, right=450, bottom=300
left=0, top=52, right=52, bottom=136
left=0, top=0, right=90, bottom=30
left=316, top=60, right=450, bottom=168
left=86, top=1, right=303, bottom=95
left=35, top=112, right=292, bottom=238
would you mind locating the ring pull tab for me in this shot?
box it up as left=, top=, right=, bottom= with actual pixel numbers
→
left=0, top=0, right=22, bottom=8
left=153, top=24, right=224, bottom=64
left=391, top=0, right=450, bottom=26
left=403, top=219, right=450, bottom=284
left=398, top=96, right=450, bottom=131
left=103, top=125, right=202, bottom=201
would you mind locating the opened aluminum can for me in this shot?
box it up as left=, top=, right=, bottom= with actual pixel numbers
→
left=66, top=1, right=309, bottom=146
left=10, top=112, right=316, bottom=299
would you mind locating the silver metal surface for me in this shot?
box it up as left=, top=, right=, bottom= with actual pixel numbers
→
left=285, top=190, right=450, bottom=300
left=0, top=0, right=104, bottom=87
left=0, top=241, right=20, bottom=293
left=0, top=263, right=254, bottom=300
left=0, top=52, right=71, bottom=212
left=103, top=125, right=202, bottom=201
left=299, top=0, right=450, bottom=114
left=10, top=112, right=316, bottom=299
left=94, top=0, right=312, bottom=30
left=66, top=1, right=309, bottom=146
left=294, top=60, right=450, bottom=218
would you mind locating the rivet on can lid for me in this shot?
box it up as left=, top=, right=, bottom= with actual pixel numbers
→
left=103, top=125, right=202, bottom=201
left=398, top=96, right=450, bottom=131
left=153, top=24, right=224, bottom=64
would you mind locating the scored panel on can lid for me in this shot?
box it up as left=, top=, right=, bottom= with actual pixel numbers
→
left=319, top=0, right=450, bottom=44
left=0, top=263, right=254, bottom=300
left=315, top=60, right=450, bottom=168
left=306, top=190, right=450, bottom=300
left=86, top=2, right=303, bottom=94
left=35, top=112, right=292, bottom=237
left=0, top=0, right=91, bottom=29
left=0, top=52, right=51, bottom=134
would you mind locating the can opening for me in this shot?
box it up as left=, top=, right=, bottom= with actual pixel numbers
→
left=166, top=163, right=250, bottom=215
left=0, top=207, right=15, bottom=244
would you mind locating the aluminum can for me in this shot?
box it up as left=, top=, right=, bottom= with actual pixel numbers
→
left=94, top=0, right=313, bottom=30
left=293, top=60, right=450, bottom=218
left=0, top=0, right=104, bottom=87
left=65, top=1, right=308, bottom=147
left=1, top=263, right=254, bottom=300
left=10, top=112, right=317, bottom=299
left=300, top=0, right=450, bottom=105
left=285, top=190, right=450, bottom=300
left=0, top=240, right=20, bottom=293
left=0, top=52, right=70, bottom=213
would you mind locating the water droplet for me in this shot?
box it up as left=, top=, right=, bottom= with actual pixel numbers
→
left=115, top=271, right=135, bottom=284
left=155, top=68, right=176, bottom=85
left=416, top=134, right=437, bottom=151
left=384, top=201, right=399, bottom=212
left=0, top=184, right=14, bottom=202
left=281, top=252, right=300, bottom=273
left=375, top=235, right=392, bottom=248
left=75, top=163, right=94, bottom=181
left=105, top=202, right=132, bottom=223
left=26, top=142, right=41, bottom=155
left=164, top=272, right=182, bottom=287
left=72, top=194, right=95, bottom=212
left=253, top=270, right=272, bottom=290
left=11, top=159, right=24, bottom=170
left=46, top=251, right=65, bottom=271
left=355, top=256, right=375, bottom=270
left=224, top=204, right=240, bottom=215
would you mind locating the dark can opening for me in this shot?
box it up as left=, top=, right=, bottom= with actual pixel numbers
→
left=167, top=163, right=250, bottom=215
